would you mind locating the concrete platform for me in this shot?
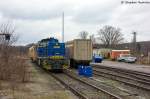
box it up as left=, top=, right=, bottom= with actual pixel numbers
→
left=91, top=60, right=150, bottom=74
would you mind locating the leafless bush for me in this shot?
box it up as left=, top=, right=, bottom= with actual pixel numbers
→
left=0, top=21, right=29, bottom=97
left=137, top=56, right=150, bottom=65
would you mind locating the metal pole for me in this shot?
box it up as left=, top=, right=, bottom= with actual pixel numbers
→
left=132, top=32, right=137, bottom=54
left=148, top=52, right=150, bottom=64
left=133, top=32, right=137, bottom=44
left=62, top=12, right=64, bottom=43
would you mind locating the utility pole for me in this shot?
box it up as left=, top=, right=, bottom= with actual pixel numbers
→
left=133, top=32, right=136, bottom=43
left=62, top=12, right=64, bottom=43
left=132, top=32, right=137, bottom=54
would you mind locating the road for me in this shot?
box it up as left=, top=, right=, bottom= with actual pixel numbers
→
left=91, top=60, right=150, bottom=74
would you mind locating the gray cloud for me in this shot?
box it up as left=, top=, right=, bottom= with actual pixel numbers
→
left=71, top=1, right=120, bottom=24
left=106, top=4, right=150, bottom=41
left=0, top=0, right=150, bottom=45
left=0, top=1, right=71, bottom=20
left=72, top=8, right=111, bottom=24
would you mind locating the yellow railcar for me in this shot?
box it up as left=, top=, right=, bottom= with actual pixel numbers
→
left=28, top=45, right=37, bottom=62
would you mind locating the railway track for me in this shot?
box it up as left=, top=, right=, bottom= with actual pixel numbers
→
left=52, top=69, right=141, bottom=99
left=92, top=64, right=150, bottom=91
left=51, top=72, right=121, bottom=99
left=50, top=73, right=88, bottom=99
left=32, top=62, right=140, bottom=99
left=66, top=69, right=141, bottom=98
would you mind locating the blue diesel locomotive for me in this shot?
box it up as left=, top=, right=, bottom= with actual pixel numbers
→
left=29, top=37, right=68, bottom=70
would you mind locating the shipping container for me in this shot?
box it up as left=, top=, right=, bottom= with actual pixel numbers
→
left=110, top=50, right=130, bottom=60
left=66, top=39, right=92, bottom=68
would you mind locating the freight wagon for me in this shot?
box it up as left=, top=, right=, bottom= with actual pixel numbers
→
left=29, top=37, right=69, bottom=71
left=29, top=45, right=37, bottom=62
left=66, top=39, right=92, bottom=68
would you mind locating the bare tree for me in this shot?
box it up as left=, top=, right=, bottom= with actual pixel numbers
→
left=89, top=34, right=96, bottom=44
left=79, top=31, right=88, bottom=39
left=0, top=22, right=17, bottom=44
left=98, top=25, right=124, bottom=48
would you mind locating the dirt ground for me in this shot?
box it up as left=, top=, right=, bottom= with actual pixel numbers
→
left=0, top=60, right=78, bottom=99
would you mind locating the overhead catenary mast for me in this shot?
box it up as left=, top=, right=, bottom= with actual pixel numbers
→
left=62, top=12, right=64, bottom=43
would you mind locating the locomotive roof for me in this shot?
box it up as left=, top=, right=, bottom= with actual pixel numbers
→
left=39, top=37, right=58, bottom=42
left=40, top=38, right=50, bottom=42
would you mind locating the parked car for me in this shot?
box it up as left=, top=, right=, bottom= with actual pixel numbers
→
left=124, top=56, right=137, bottom=63
left=117, top=54, right=130, bottom=62
left=93, top=55, right=103, bottom=63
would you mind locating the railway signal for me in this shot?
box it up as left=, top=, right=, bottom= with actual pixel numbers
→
left=0, top=33, right=11, bottom=40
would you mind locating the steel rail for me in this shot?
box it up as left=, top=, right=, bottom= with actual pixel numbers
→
left=92, top=64, right=150, bottom=78
left=50, top=73, right=88, bottom=99
left=93, top=67, right=150, bottom=85
left=64, top=70, right=123, bottom=99
left=93, top=68, right=150, bottom=91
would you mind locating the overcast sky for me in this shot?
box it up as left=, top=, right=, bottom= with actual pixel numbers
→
left=0, top=0, right=150, bottom=45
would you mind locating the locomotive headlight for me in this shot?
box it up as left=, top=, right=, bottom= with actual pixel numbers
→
left=53, top=46, right=60, bottom=48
